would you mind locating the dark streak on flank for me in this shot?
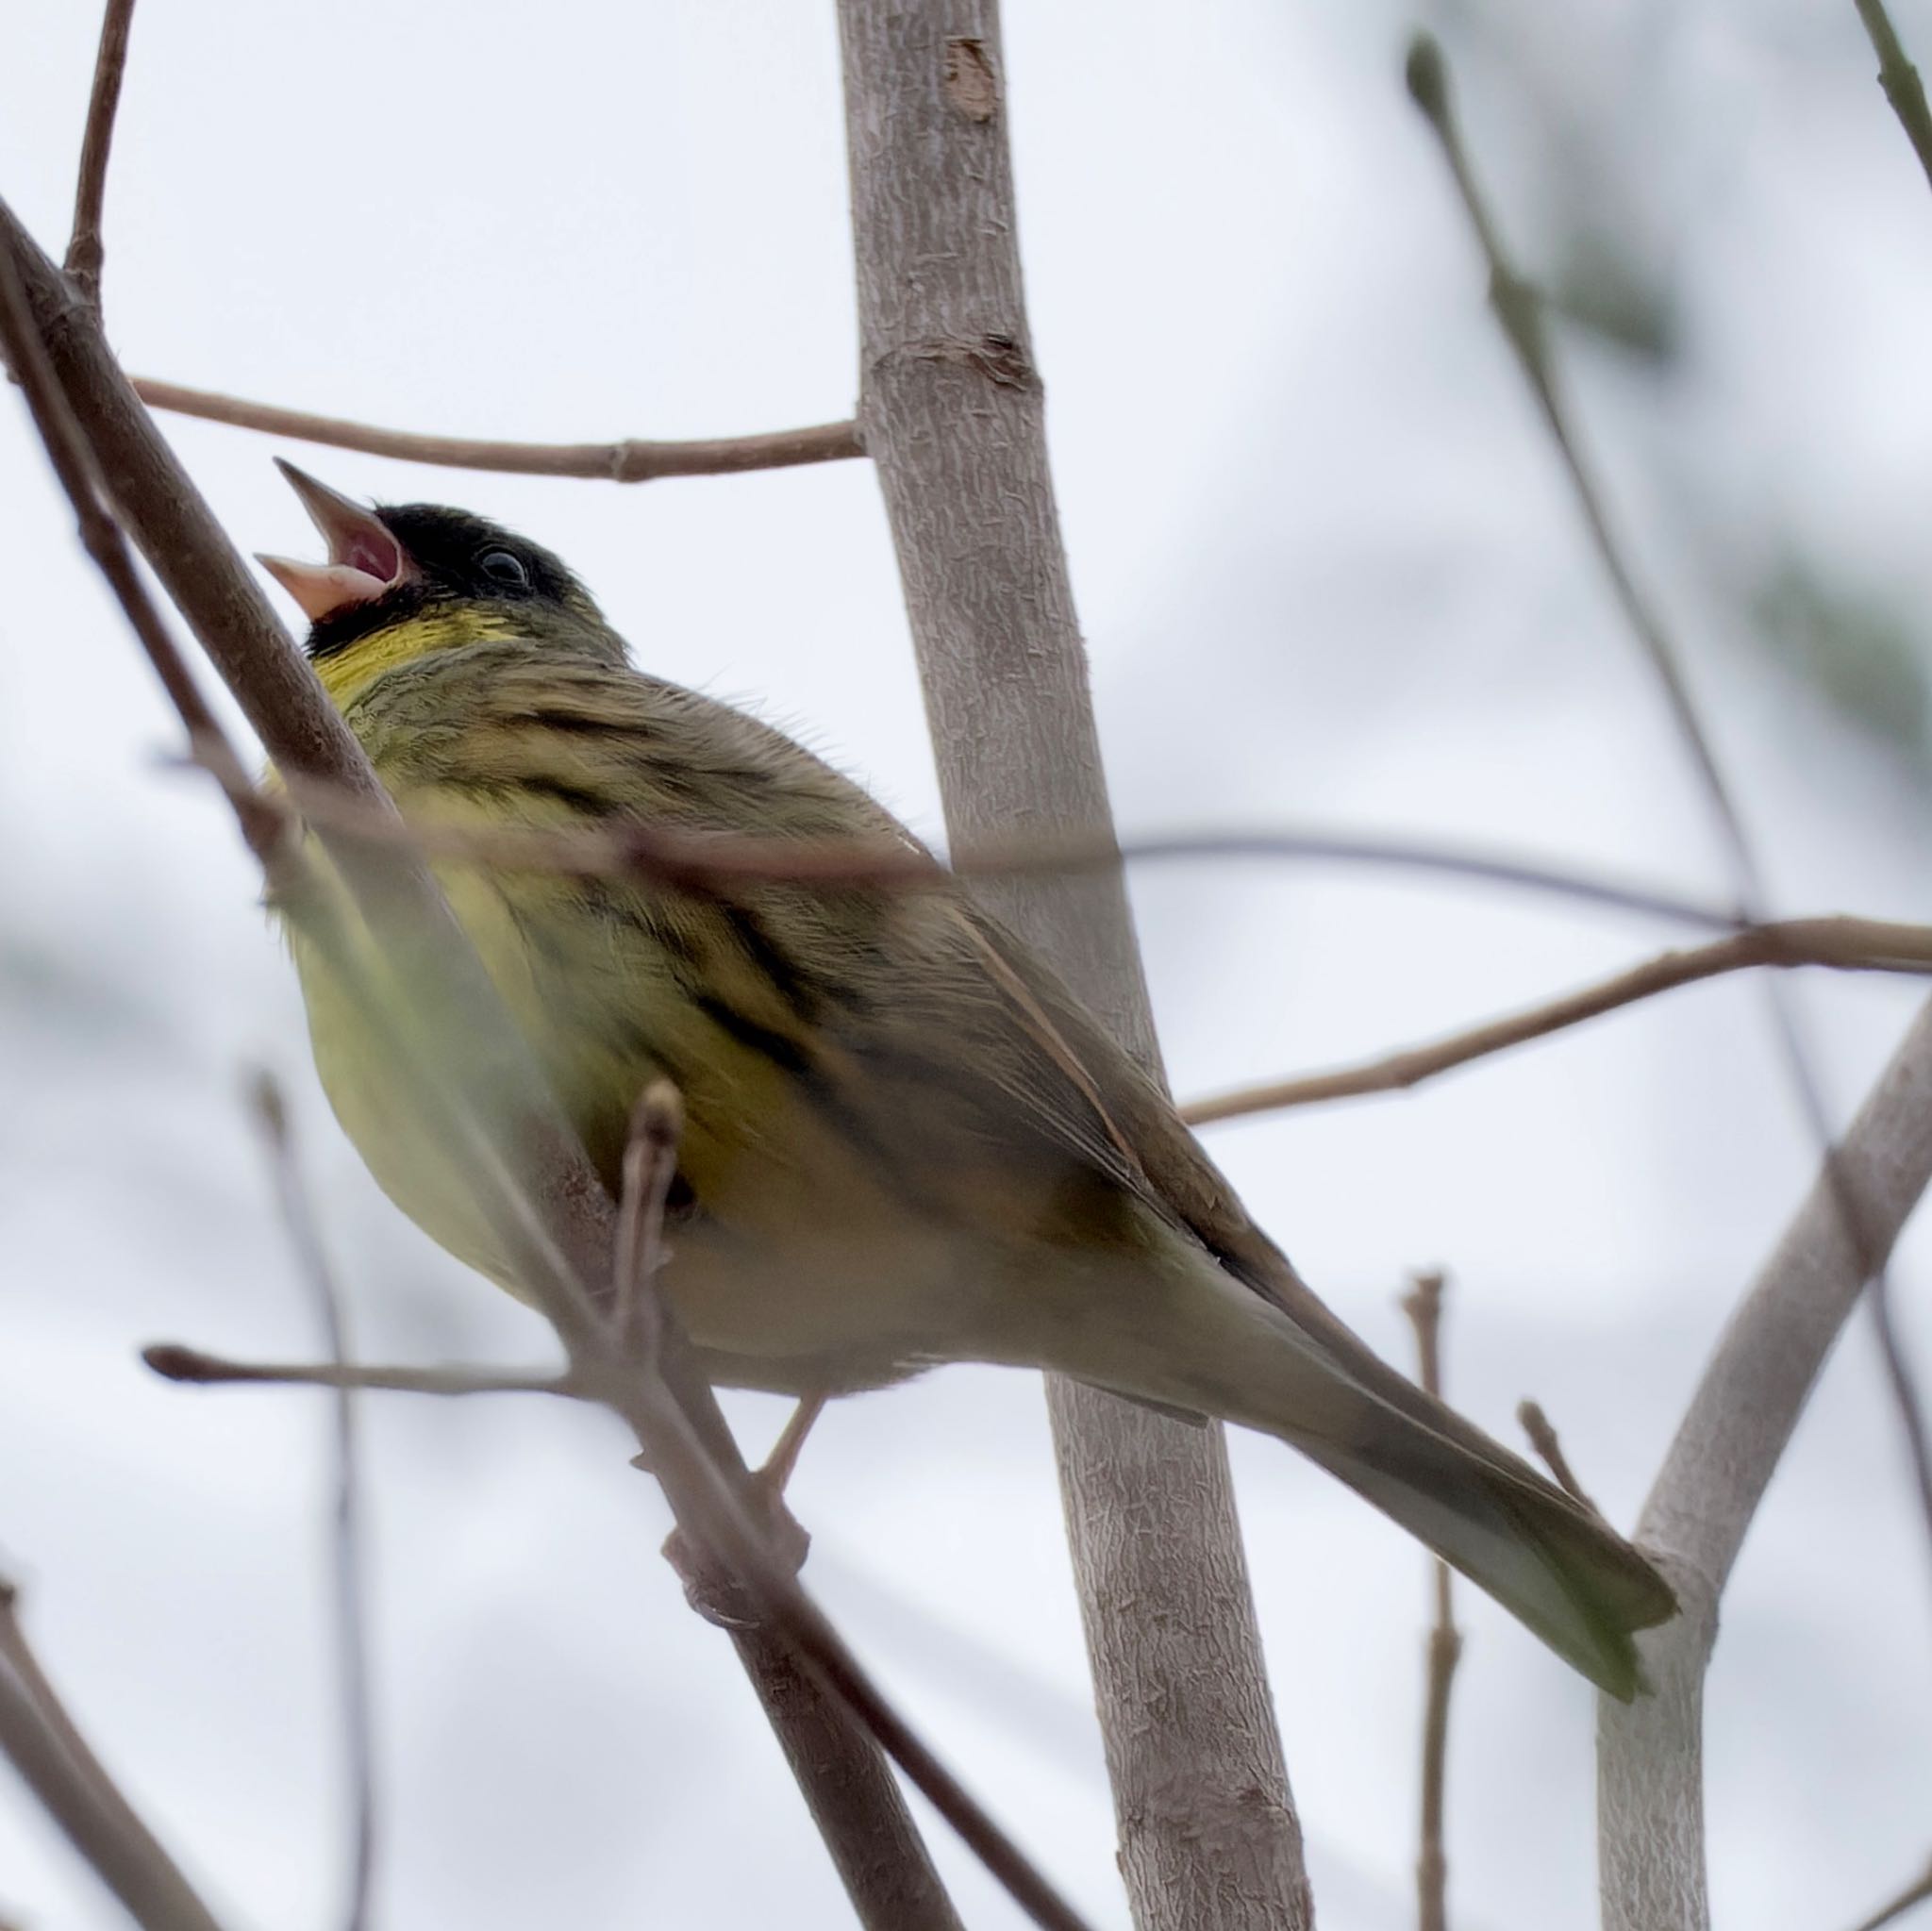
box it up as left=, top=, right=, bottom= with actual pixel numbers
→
left=692, top=993, right=946, bottom=1220
left=512, top=774, right=618, bottom=817
left=526, top=707, right=651, bottom=739
left=718, top=899, right=838, bottom=1024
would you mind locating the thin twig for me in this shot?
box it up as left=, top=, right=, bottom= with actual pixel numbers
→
left=0, top=1581, right=227, bottom=1931
left=1516, top=1400, right=1600, bottom=1517
left=1845, top=1855, right=1932, bottom=1931
left=64, top=0, right=137, bottom=311
left=1855, top=0, right=1932, bottom=196
left=1405, top=35, right=1762, bottom=906
left=142, top=1346, right=574, bottom=1398
left=1411, top=19, right=1932, bottom=1757
left=613, top=1081, right=683, bottom=1358
left=132, top=377, right=863, bottom=484
left=1180, top=919, right=1932, bottom=1125
left=247, top=1073, right=376, bottom=1931
left=1400, top=1273, right=1459, bottom=1931
left=221, top=753, right=1746, bottom=932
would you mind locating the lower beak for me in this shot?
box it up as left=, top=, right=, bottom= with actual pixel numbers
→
left=258, top=460, right=411, bottom=623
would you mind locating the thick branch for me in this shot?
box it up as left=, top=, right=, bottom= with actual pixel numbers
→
left=133, top=377, right=862, bottom=483
left=839, top=5, right=1310, bottom=1926
left=1181, top=918, right=1932, bottom=1124
left=0, top=1583, right=226, bottom=1931
left=1597, top=992, right=1932, bottom=1930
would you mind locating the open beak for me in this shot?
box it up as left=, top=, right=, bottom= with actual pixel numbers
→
left=257, top=459, right=413, bottom=622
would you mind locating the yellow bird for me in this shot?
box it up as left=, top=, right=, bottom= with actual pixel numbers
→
left=260, top=461, right=1674, bottom=1697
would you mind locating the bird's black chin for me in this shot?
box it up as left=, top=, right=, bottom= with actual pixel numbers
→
left=304, top=580, right=443, bottom=661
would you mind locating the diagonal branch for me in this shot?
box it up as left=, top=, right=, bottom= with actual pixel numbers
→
left=1854, top=0, right=1932, bottom=196
left=0, top=1580, right=227, bottom=1931
left=1180, top=918, right=1932, bottom=1125
left=132, top=377, right=862, bottom=484
left=65, top=0, right=137, bottom=312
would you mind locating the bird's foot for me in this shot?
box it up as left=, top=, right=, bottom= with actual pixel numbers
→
left=661, top=1470, right=812, bottom=1630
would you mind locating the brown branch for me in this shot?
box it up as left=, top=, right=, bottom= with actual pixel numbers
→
left=1, top=204, right=1065, bottom=1931
left=247, top=1074, right=376, bottom=1931
left=227, top=754, right=1746, bottom=933
left=1516, top=1401, right=1600, bottom=1517
left=64, top=0, right=137, bottom=311
left=1180, top=919, right=1932, bottom=1125
left=1846, top=1855, right=1932, bottom=1931
left=1855, top=0, right=1932, bottom=197
left=0, top=1581, right=227, bottom=1931
left=132, top=377, right=863, bottom=484
left=1401, top=1273, right=1459, bottom=1931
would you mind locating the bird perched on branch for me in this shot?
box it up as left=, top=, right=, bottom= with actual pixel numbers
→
left=259, top=461, right=1674, bottom=1697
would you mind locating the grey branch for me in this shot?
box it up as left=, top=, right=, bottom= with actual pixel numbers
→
left=838, top=3, right=1311, bottom=1924
left=1597, top=993, right=1932, bottom=1929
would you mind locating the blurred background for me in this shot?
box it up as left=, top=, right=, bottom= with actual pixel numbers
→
left=4, top=0, right=1931, bottom=1924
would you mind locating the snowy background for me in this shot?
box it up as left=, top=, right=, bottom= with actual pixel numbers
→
left=5, top=0, right=1932, bottom=1925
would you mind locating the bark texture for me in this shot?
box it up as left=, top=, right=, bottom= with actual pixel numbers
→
left=1598, top=993, right=1932, bottom=1928
left=837, top=6, right=1311, bottom=1925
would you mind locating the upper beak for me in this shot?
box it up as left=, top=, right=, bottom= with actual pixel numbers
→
left=257, top=459, right=412, bottom=623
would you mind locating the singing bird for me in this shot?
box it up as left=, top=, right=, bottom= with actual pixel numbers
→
left=260, top=461, right=1674, bottom=1696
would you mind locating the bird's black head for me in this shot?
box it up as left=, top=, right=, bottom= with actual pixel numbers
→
left=258, top=462, right=613, bottom=663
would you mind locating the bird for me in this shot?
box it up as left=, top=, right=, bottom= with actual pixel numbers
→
left=258, top=459, right=1675, bottom=1697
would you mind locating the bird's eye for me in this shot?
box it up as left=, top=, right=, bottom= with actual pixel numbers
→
left=478, top=549, right=531, bottom=590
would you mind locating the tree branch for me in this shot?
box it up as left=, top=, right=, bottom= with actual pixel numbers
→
left=1180, top=919, right=1932, bottom=1125
left=0, top=1581, right=226, bottom=1931
left=838, top=5, right=1311, bottom=1925
left=230, top=757, right=1756, bottom=930
left=131, top=377, right=862, bottom=484
left=1597, top=993, right=1932, bottom=1930
left=1401, top=1273, right=1459, bottom=1931
left=64, top=0, right=137, bottom=312
left=1846, top=1856, right=1932, bottom=1931
left=1854, top=0, right=1932, bottom=196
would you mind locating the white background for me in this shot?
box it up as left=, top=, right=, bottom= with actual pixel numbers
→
left=4, top=1, right=1931, bottom=1926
